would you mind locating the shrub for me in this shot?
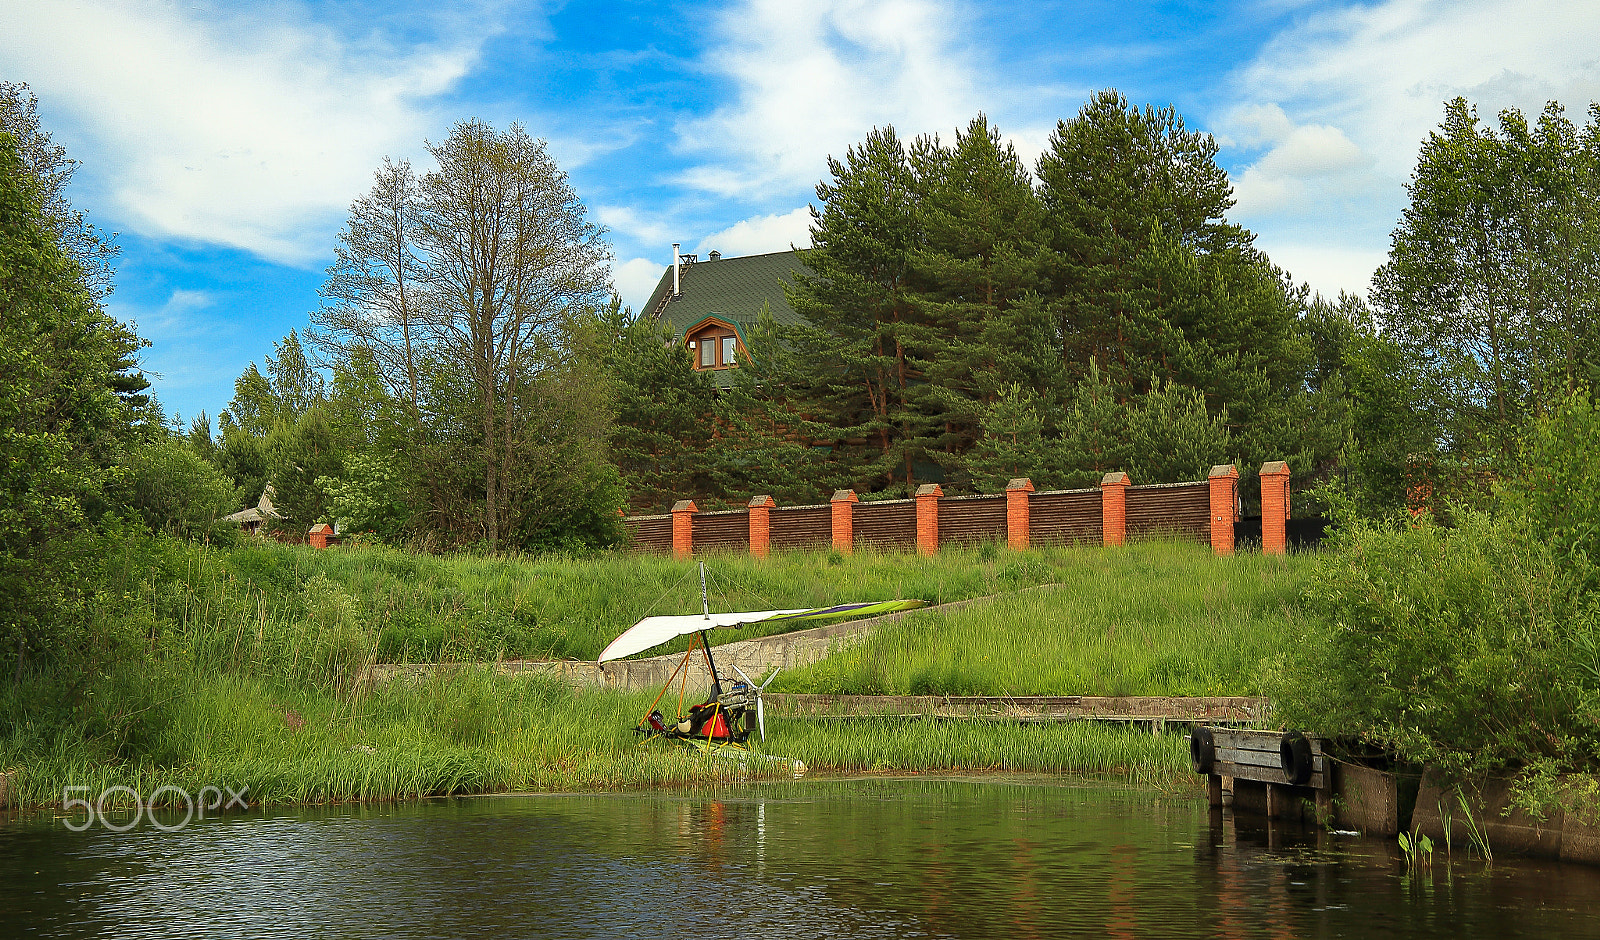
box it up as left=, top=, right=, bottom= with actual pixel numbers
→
left=1270, top=511, right=1600, bottom=777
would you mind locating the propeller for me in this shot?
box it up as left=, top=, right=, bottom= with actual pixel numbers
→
left=731, top=664, right=781, bottom=741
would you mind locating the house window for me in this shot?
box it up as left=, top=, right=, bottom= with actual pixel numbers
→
left=689, top=327, right=740, bottom=370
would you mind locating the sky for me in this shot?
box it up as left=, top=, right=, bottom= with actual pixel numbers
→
left=4, top=0, right=1599, bottom=424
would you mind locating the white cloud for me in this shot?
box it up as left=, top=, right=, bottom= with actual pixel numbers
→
left=0, top=0, right=485, bottom=265
left=695, top=207, right=813, bottom=258
left=1221, top=0, right=1600, bottom=268
left=597, top=204, right=680, bottom=250
left=1224, top=106, right=1376, bottom=217
left=611, top=256, right=668, bottom=315
left=1262, top=243, right=1388, bottom=301
left=676, top=0, right=984, bottom=196
left=1236, top=0, right=1600, bottom=180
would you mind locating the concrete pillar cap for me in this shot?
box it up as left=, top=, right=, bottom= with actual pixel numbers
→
left=915, top=483, right=944, bottom=497
left=1100, top=472, right=1130, bottom=487
left=830, top=489, right=858, bottom=503
left=670, top=499, right=699, bottom=513
left=1260, top=460, right=1290, bottom=476
left=1209, top=464, right=1240, bottom=479
left=747, top=495, right=776, bottom=508
left=1006, top=478, right=1035, bottom=492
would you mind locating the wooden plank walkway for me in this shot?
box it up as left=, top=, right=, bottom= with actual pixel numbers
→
left=767, top=693, right=1266, bottom=724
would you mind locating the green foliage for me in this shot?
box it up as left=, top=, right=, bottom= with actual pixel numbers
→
left=320, top=450, right=409, bottom=541
left=121, top=436, right=240, bottom=542
left=1271, top=510, right=1600, bottom=778
left=1504, top=388, right=1600, bottom=582
left=596, top=298, right=718, bottom=511
left=1373, top=97, right=1600, bottom=467
left=265, top=405, right=344, bottom=532
left=0, top=130, right=144, bottom=672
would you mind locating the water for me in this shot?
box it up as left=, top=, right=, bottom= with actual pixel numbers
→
left=3, top=777, right=1600, bottom=938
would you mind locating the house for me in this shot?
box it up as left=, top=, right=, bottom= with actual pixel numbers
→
left=224, top=483, right=284, bottom=536
left=641, top=246, right=812, bottom=387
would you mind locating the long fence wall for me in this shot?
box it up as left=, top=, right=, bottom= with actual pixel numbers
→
left=621, top=462, right=1295, bottom=558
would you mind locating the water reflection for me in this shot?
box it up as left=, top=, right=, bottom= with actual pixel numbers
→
left=2, top=778, right=1599, bottom=938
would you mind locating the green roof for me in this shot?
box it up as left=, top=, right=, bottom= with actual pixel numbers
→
left=643, top=249, right=812, bottom=339
left=642, top=250, right=814, bottom=389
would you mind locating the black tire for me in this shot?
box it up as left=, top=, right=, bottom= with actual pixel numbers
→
left=1280, top=732, right=1314, bottom=785
left=1190, top=726, right=1216, bottom=774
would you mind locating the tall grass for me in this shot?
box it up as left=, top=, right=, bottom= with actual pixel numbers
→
left=0, top=670, right=786, bottom=809
left=125, top=536, right=1112, bottom=671
left=772, top=718, right=1194, bottom=791
left=2, top=534, right=1307, bottom=810
left=774, top=539, right=1313, bottom=696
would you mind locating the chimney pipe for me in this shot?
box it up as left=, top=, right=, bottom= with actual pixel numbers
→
left=672, top=243, right=680, bottom=297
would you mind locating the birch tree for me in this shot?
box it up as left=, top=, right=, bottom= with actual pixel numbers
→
left=314, top=120, right=613, bottom=550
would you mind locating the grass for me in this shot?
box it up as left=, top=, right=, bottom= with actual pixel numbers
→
left=143, top=537, right=1106, bottom=667
left=773, top=539, right=1314, bottom=696
left=2, top=535, right=1311, bottom=811
left=771, top=717, right=1193, bottom=791
left=2, top=667, right=1193, bottom=810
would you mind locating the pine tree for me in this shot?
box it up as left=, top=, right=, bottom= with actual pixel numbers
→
left=787, top=125, right=935, bottom=492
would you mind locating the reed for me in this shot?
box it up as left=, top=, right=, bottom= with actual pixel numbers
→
left=1, top=667, right=1194, bottom=810
left=3, top=533, right=1305, bottom=810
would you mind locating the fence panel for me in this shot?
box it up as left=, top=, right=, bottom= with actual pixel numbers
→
left=1030, top=489, right=1101, bottom=545
left=624, top=514, right=671, bottom=553
left=939, top=494, right=1007, bottom=546
left=1126, top=482, right=1209, bottom=542
left=855, top=499, right=917, bottom=550
left=692, top=510, right=750, bottom=553
left=770, top=504, right=831, bottom=551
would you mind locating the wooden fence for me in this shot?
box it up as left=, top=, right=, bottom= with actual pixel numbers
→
left=619, top=462, right=1294, bottom=558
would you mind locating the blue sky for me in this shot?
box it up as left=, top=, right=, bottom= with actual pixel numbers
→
left=4, top=0, right=1598, bottom=424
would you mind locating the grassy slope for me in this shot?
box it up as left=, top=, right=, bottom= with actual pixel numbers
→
left=2, top=538, right=1314, bottom=809
left=199, top=539, right=1090, bottom=663
left=774, top=540, right=1314, bottom=696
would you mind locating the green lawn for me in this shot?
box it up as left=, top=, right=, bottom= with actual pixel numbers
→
left=772, top=539, right=1315, bottom=697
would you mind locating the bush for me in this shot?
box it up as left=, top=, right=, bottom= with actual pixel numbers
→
left=1270, top=510, right=1600, bottom=777
left=122, top=437, right=240, bottom=542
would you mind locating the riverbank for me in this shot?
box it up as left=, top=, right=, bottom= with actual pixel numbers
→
left=2, top=536, right=1309, bottom=813
left=0, top=667, right=1194, bottom=813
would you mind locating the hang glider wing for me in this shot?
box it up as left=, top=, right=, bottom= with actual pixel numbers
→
left=597, top=599, right=927, bottom=663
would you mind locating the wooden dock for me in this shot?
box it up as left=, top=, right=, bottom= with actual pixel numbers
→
left=1191, top=726, right=1332, bottom=822
left=768, top=694, right=1267, bottom=726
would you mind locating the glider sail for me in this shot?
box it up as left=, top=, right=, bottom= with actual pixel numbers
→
left=597, top=599, right=926, bottom=663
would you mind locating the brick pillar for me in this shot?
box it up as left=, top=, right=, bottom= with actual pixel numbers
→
left=308, top=523, right=334, bottom=549
left=915, top=483, right=943, bottom=556
left=1208, top=464, right=1240, bottom=557
left=1006, top=478, right=1034, bottom=550
left=671, top=499, right=697, bottom=560
left=1260, top=461, right=1290, bottom=556
left=830, top=490, right=857, bottom=555
left=1100, top=472, right=1130, bottom=548
left=747, top=495, right=774, bottom=559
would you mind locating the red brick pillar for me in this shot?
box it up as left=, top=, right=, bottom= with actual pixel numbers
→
left=831, top=489, right=857, bottom=555
left=915, top=483, right=943, bottom=556
left=747, top=495, right=774, bottom=559
left=671, top=499, right=697, bottom=559
left=1006, top=478, right=1034, bottom=550
left=1208, top=464, right=1240, bottom=557
left=1260, top=461, right=1290, bottom=556
left=1100, top=472, right=1130, bottom=548
left=308, top=523, right=333, bottom=549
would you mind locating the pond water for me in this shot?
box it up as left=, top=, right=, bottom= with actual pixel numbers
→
left=3, top=777, right=1599, bottom=938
